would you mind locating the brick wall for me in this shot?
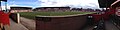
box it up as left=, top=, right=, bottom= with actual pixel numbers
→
left=9, top=13, right=20, bottom=23
left=9, top=13, right=18, bottom=23
left=36, top=15, right=87, bottom=30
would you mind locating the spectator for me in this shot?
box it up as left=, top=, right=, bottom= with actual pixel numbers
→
left=0, top=10, right=10, bottom=30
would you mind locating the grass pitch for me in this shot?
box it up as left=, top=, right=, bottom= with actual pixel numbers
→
left=19, top=11, right=95, bottom=19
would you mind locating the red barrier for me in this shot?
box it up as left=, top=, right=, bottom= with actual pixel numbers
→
left=91, top=14, right=102, bottom=22
left=36, top=15, right=87, bottom=30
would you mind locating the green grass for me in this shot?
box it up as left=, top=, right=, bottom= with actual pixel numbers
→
left=19, top=11, right=95, bottom=19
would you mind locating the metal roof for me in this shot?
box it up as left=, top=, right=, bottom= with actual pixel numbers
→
left=98, top=0, right=117, bottom=8
left=0, top=0, right=7, bottom=2
left=10, top=7, right=32, bottom=9
left=111, top=1, right=120, bottom=8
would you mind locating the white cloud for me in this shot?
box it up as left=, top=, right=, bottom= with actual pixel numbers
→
left=9, top=4, right=19, bottom=6
left=9, top=4, right=33, bottom=7
left=39, top=0, right=100, bottom=9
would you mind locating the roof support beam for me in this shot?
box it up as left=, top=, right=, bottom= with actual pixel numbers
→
left=111, top=0, right=120, bottom=6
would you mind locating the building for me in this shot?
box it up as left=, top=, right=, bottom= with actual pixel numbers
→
left=34, top=7, right=71, bottom=12
left=10, top=7, right=33, bottom=13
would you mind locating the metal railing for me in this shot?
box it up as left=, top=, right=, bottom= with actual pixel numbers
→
left=110, top=14, right=120, bottom=30
left=93, top=18, right=105, bottom=30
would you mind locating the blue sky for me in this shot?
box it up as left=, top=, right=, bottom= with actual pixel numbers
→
left=1, top=0, right=100, bottom=9
left=7, top=0, right=40, bottom=8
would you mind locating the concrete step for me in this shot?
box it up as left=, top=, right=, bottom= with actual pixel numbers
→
left=10, top=19, right=29, bottom=30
